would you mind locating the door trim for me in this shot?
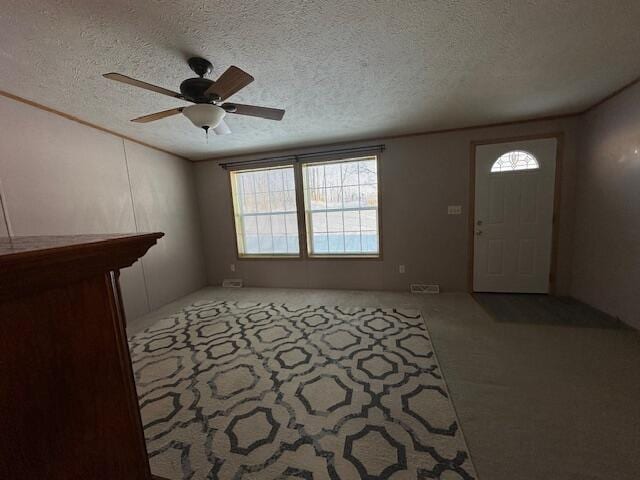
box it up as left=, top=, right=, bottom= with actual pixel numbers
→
left=467, top=132, right=564, bottom=294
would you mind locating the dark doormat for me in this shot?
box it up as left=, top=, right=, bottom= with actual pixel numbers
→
left=473, top=293, right=630, bottom=329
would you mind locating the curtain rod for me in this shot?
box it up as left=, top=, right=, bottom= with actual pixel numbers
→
left=219, top=144, right=385, bottom=170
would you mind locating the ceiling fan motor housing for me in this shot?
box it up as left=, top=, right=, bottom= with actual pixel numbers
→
left=180, top=77, right=218, bottom=103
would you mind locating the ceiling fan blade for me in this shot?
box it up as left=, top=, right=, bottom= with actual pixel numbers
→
left=223, top=103, right=285, bottom=121
left=213, top=119, right=231, bottom=135
left=131, top=107, right=183, bottom=123
left=104, top=73, right=182, bottom=99
left=205, top=66, right=254, bottom=100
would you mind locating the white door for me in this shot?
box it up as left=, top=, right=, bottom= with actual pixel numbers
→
left=473, top=138, right=557, bottom=293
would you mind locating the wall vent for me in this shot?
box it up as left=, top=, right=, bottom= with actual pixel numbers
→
left=222, top=279, right=243, bottom=288
left=410, top=284, right=440, bottom=294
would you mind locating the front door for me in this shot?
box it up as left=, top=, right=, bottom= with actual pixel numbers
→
left=473, top=138, right=557, bottom=293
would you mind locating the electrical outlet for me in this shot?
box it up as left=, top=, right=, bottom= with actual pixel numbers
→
left=399, top=265, right=405, bottom=274
left=230, top=263, right=236, bottom=272
left=447, top=205, right=462, bottom=215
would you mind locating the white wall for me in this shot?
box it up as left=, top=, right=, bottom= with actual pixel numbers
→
left=0, top=95, right=207, bottom=320
left=195, top=116, right=579, bottom=294
left=571, top=82, right=640, bottom=329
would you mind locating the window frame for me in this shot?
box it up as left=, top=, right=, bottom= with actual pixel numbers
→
left=228, top=164, right=304, bottom=259
left=301, top=156, right=382, bottom=259
left=228, top=154, right=383, bottom=261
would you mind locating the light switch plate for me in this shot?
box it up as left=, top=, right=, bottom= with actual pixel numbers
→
left=448, top=205, right=462, bottom=215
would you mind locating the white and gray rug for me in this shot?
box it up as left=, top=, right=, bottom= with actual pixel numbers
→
left=129, top=301, right=476, bottom=479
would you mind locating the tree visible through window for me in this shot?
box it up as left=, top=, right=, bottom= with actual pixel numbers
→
left=230, top=166, right=300, bottom=256
left=302, top=156, right=380, bottom=256
left=491, top=150, right=539, bottom=172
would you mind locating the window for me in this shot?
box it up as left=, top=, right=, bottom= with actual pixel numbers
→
left=229, top=155, right=382, bottom=259
left=302, top=156, right=380, bottom=257
left=230, top=166, right=300, bottom=257
left=491, top=150, right=539, bottom=172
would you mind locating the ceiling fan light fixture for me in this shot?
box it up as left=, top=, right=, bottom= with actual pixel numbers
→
left=182, top=104, right=226, bottom=131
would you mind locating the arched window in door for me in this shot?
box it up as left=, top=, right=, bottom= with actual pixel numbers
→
left=491, top=150, right=539, bottom=172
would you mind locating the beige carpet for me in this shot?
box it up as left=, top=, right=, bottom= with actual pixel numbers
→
left=129, top=301, right=476, bottom=479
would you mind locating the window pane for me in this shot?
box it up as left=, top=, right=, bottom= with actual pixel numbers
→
left=326, top=187, right=343, bottom=209
left=311, top=212, right=328, bottom=233
left=328, top=233, right=345, bottom=252
left=302, top=156, right=380, bottom=256
left=241, top=174, right=255, bottom=194
left=258, top=234, right=273, bottom=252
left=242, top=195, right=257, bottom=214
left=360, top=210, right=377, bottom=230
left=343, top=186, right=359, bottom=208
left=308, top=188, right=327, bottom=210
left=491, top=150, right=539, bottom=173
left=327, top=211, right=343, bottom=232
left=270, top=191, right=285, bottom=211
left=361, top=231, right=378, bottom=252
left=358, top=160, right=377, bottom=184
left=343, top=210, right=360, bottom=231
left=230, top=166, right=300, bottom=256
left=244, top=216, right=258, bottom=234
left=341, top=162, right=360, bottom=186
left=285, top=213, right=298, bottom=233
left=245, top=235, right=260, bottom=253
left=345, top=233, right=362, bottom=253
left=360, top=184, right=378, bottom=207
left=305, top=165, right=325, bottom=188
left=313, top=234, right=329, bottom=253
left=325, top=164, right=342, bottom=187
left=268, top=169, right=284, bottom=191
left=254, top=171, right=269, bottom=193
left=255, top=192, right=270, bottom=213
left=273, top=235, right=287, bottom=252
left=287, top=235, right=299, bottom=253
left=271, top=214, right=286, bottom=234
left=283, top=168, right=295, bottom=188
left=284, top=190, right=297, bottom=210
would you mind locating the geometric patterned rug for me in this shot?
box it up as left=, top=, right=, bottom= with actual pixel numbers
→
left=129, top=301, right=477, bottom=479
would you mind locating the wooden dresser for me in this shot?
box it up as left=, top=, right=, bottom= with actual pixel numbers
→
left=0, top=234, right=168, bottom=480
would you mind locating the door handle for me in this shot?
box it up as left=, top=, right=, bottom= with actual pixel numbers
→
left=475, top=230, right=483, bottom=236
left=477, top=220, right=483, bottom=225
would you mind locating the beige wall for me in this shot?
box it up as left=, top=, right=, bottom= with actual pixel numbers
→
left=0, top=95, right=207, bottom=320
left=571, top=83, right=640, bottom=329
left=195, top=116, right=579, bottom=294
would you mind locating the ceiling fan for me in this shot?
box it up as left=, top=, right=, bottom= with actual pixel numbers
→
left=103, top=57, right=285, bottom=136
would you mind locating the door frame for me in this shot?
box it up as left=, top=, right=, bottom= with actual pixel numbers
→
left=467, top=132, right=564, bottom=294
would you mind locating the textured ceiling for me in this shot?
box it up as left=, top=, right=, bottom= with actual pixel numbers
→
left=1, top=1, right=640, bottom=160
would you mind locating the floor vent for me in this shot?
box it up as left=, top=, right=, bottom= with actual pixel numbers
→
left=410, top=284, right=440, bottom=294
left=222, top=279, right=243, bottom=288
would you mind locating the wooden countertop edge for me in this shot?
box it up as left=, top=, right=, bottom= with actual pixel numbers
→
left=0, top=233, right=164, bottom=266
left=0, top=233, right=164, bottom=300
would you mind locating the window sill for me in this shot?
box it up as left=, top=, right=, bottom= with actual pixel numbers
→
left=237, top=254, right=301, bottom=260
left=307, top=254, right=381, bottom=260
left=236, top=254, right=382, bottom=260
